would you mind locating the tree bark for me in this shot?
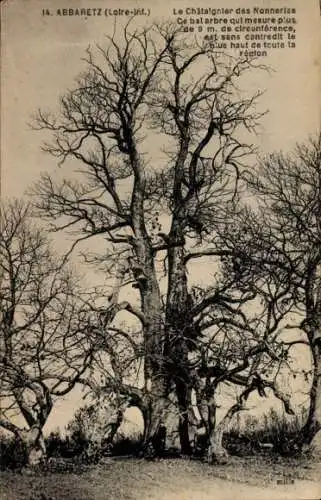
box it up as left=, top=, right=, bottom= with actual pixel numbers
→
left=20, top=426, right=46, bottom=466
left=129, top=142, right=169, bottom=453
left=166, top=236, right=193, bottom=455
left=299, top=254, right=321, bottom=446
left=0, top=419, right=47, bottom=466
left=142, top=392, right=169, bottom=456
left=207, top=385, right=254, bottom=463
left=103, top=409, right=124, bottom=446
left=10, top=383, right=53, bottom=466
left=207, top=407, right=234, bottom=465
left=302, top=335, right=321, bottom=444
left=208, top=423, right=229, bottom=464
left=138, top=279, right=168, bottom=452
left=176, top=380, right=193, bottom=455
left=300, top=259, right=321, bottom=446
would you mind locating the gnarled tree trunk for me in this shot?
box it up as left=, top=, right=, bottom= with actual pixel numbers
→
left=0, top=419, right=46, bottom=467
left=207, top=388, right=251, bottom=464
left=302, top=332, right=321, bottom=444
left=129, top=143, right=169, bottom=455
left=207, top=415, right=230, bottom=465
left=20, top=426, right=46, bottom=466
left=176, top=379, right=193, bottom=455
left=11, top=384, right=53, bottom=466
left=142, top=391, right=169, bottom=456
left=166, top=227, right=193, bottom=455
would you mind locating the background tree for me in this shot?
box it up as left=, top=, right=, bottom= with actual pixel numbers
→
left=217, top=134, right=321, bottom=447
left=184, top=248, right=298, bottom=462
left=0, top=201, right=93, bottom=465
left=32, top=22, right=267, bottom=455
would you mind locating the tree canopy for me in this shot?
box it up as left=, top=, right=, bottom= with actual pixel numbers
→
left=2, top=22, right=317, bottom=463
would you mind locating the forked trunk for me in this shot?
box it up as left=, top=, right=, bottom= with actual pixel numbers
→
left=12, top=385, right=52, bottom=467
left=142, top=388, right=169, bottom=456
left=208, top=422, right=229, bottom=465
left=20, top=426, right=46, bottom=466
left=207, top=404, right=239, bottom=464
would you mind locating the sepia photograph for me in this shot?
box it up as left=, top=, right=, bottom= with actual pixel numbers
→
left=1, top=0, right=321, bottom=498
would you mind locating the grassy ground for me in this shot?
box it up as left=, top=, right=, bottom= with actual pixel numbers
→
left=0, top=455, right=320, bottom=500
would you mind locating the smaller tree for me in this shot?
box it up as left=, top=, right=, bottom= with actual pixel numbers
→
left=0, top=201, right=93, bottom=465
left=211, top=135, right=321, bottom=448
left=188, top=274, right=297, bottom=463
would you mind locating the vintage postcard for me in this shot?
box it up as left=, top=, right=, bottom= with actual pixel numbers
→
left=1, top=0, right=320, bottom=498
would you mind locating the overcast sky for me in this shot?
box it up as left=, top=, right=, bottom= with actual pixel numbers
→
left=2, top=0, right=320, bottom=200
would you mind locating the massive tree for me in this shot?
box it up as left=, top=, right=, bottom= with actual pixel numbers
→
left=32, top=22, right=267, bottom=454
left=0, top=201, right=93, bottom=465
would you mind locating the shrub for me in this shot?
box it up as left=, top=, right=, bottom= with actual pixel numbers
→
left=111, top=432, right=143, bottom=456
left=225, top=407, right=307, bottom=456
left=45, top=431, right=64, bottom=458
left=0, top=435, right=28, bottom=470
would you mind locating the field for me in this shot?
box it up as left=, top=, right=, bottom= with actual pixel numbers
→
left=1, top=455, right=320, bottom=500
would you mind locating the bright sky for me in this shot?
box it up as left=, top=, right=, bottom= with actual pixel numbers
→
left=1, top=0, right=320, bottom=433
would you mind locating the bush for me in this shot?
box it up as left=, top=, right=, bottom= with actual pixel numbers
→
left=111, top=432, right=143, bottom=456
left=45, top=430, right=89, bottom=460
left=67, top=430, right=89, bottom=457
left=0, top=435, right=28, bottom=470
left=225, top=407, right=307, bottom=456
left=45, top=431, right=64, bottom=458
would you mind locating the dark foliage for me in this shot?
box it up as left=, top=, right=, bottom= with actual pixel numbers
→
left=225, top=409, right=307, bottom=457
left=109, top=433, right=143, bottom=457
left=0, top=436, right=28, bottom=470
left=45, top=431, right=87, bottom=459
